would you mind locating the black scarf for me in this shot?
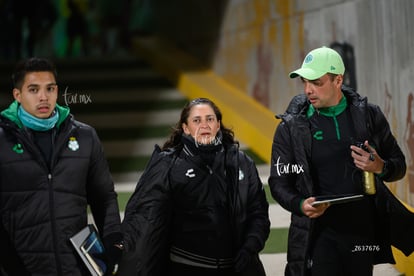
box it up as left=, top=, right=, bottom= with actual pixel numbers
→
left=181, top=131, right=223, bottom=165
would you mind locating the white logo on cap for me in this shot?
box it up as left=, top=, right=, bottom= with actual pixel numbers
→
left=304, top=54, right=313, bottom=63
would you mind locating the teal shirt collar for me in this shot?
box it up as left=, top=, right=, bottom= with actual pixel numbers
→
left=307, top=94, right=348, bottom=118
left=1, top=100, right=70, bottom=129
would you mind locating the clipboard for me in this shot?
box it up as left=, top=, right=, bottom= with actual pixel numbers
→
left=311, top=194, right=364, bottom=207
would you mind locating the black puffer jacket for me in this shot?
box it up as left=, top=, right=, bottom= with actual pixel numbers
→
left=120, top=142, right=270, bottom=276
left=268, top=87, right=412, bottom=276
left=0, top=101, right=121, bottom=275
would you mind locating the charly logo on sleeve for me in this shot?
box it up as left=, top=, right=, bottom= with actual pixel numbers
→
left=274, top=156, right=304, bottom=176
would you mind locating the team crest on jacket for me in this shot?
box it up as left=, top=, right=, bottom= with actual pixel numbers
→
left=68, top=137, right=79, bottom=151
left=239, top=168, right=244, bottom=180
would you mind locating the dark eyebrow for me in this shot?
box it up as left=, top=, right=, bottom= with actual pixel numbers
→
left=190, top=115, right=215, bottom=120
left=26, top=84, right=40, bottom=88
left=27, top=83, right=56, bottom=88
left=300, top=77, right=322, bottom=84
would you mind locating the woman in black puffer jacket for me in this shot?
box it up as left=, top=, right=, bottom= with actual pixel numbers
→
left=120, top=98, right=270, bottom=276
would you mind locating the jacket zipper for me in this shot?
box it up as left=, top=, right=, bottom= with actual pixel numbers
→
left=17, top=123, right=77, bottom=276
left=48, top=125, right=77, bottom=276
left=17, top=128, right=63, bottom=275
left=47, top=172, right=63, bottom=276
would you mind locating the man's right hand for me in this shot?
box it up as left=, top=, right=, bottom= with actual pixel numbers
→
left=301, top=197, right=330, bottom=218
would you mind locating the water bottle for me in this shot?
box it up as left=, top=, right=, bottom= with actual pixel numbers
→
left=353, top=141, right=376, bottom=195
left=363, top=171, right=376, bottom=195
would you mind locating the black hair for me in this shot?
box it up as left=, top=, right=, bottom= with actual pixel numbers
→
left=12, top=57, right=57, bottom=90
left=162, top=97, right=238, bottom=150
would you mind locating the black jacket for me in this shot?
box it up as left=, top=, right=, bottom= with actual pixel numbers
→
left=120, top=143, right=270, bottom=276
left=0, top=102, right=121, bottom=275
left=268, top=87, right=412, bottom=276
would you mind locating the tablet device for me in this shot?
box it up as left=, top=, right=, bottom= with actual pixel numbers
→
left=70, top=224, right=107, bottom=276
left=311, top=194, right=364, bottom=207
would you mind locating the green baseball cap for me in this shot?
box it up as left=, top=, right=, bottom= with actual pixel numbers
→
left=289, top=46, right=345, bottom=80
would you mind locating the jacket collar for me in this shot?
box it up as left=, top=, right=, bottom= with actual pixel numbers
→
left=0, top=100, right=70, bottom=129
left=278, top=85, right=363, bottom=119
left=306, top=94, right=347, bottom=118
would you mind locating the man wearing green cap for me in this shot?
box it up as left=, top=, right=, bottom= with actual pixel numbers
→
left=268, top=46, right=412, bottom=275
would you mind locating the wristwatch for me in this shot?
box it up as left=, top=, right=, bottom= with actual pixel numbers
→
left=379, top=160, right=389, bottom=177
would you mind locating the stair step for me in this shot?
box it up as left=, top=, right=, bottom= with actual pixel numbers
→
left=75, top=109, right=182, bottom=128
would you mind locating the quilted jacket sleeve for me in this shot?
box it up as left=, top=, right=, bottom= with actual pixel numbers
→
left=268, top=121, right=306, bottom=216
left=368, top=104, right=406, bottom=181
left=238, top=151, right=270, bottom=254
left=119, top=146, right=174, bottom=276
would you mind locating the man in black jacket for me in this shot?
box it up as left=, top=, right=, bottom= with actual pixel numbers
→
left=0, top=58, right=123, bottom=275
left=269, top=47, right=410, bottom=276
